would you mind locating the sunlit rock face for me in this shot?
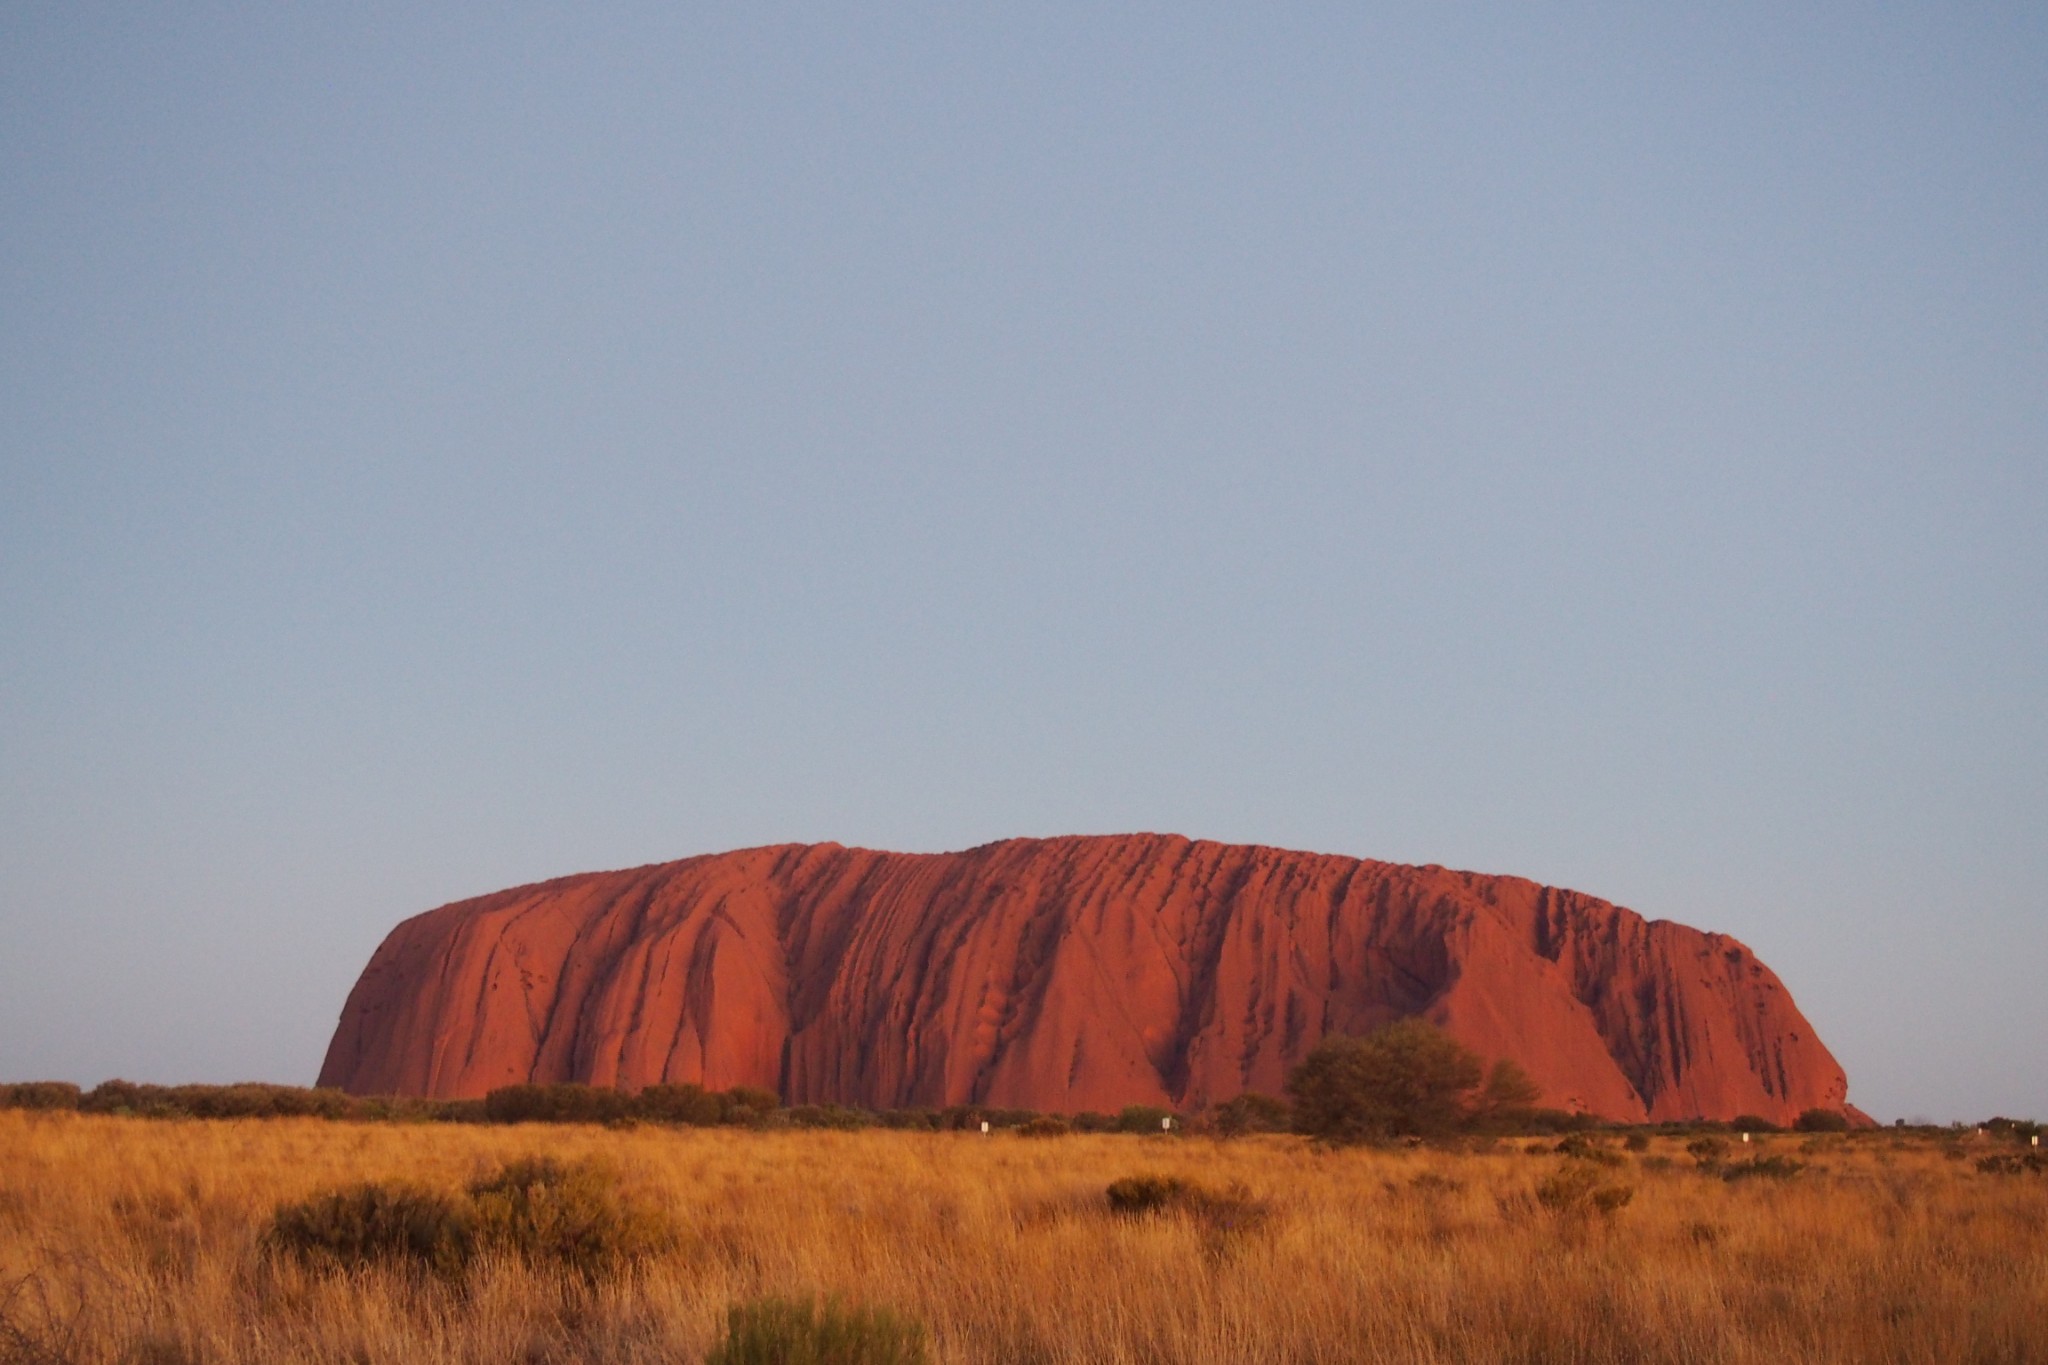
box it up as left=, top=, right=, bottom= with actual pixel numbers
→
left=319, top=835, right=1853, bottom=1124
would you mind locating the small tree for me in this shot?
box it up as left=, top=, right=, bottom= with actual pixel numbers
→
left=1285, top=1018, right=1486, bottom=1143
left=1794, top=1108, right=1850, bottom=1133
left=1473, top=1059, right=1542, bottom=1128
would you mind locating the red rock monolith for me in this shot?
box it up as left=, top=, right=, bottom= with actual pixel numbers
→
left=317, top=835, right=1854, bottom=1124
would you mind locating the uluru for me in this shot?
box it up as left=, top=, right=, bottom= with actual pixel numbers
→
left=318, top=835, right=1855, bottom=1125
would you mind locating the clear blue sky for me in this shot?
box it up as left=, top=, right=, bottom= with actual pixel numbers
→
left=3, top=3, right=2042, bottom=1122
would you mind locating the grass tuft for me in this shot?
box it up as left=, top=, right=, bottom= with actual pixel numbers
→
left=705, top=1296, right=930, bottom=1365
left=265, top=1181, right=474, bottom=1278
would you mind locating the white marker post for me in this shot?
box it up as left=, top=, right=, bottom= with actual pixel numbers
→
left=1162, top=1116, right=1173, bottom=1132
left=2033, top=1135, right=2040, bottom=1148
left=1741, top=1132, right=1750, bottom=1144
left=980, top=1120, right=990, bottom=1135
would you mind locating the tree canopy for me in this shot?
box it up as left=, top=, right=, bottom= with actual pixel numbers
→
left=1284, top=1018, right=1538, bottom=1142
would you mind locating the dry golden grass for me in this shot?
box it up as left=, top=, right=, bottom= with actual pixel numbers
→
left=2, top=1111, right=2043, bottom=1363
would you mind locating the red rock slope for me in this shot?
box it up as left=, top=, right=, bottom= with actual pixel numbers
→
left=318, top=836, right=1854, bottom=1124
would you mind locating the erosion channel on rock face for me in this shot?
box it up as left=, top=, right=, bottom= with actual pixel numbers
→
left=318, top=835, right=1854, bottom=1124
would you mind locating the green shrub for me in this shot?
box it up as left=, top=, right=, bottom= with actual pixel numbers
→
left=723, top=1087, right=783, bottom=1124
left=80, top=1081, right=181, bottom=1117
left=1722, top=1155, right=1805, bottom=1182
left=1555, top=1134, right=1626, bottom=1166
left=1685, top=1137, right=1730, bottom=1170
left=787, top=1105, right=874, bottom=1130
left=1622, top=1132, right=1650, bottom=1152
left=1534, top=1163, right=1634, bottom=1218
left=706, top=1296, right=930, bottom=1365
left=75, top=1081, right=361, bottom=1120
left=1209, top=1093, right=1290, bottom=1137
left=1114, top=1105, right=1177, bottom=1135
left=1103, top=1175, right=1271, bottom=1247
left=266, top=1182, right=474, bottom=1278
left=1974, top=1153, right=2047, bottom=1176
left=267, top=1158, right=671, bottom=1282
left=1106, top=1175, right=1192, bottom=1215
left=1592, top=1184, right=1636, bottom=1214
left=1727, top=1115, right=1780, bottom=1134
left=174, top=1084, right=355, bottom=1119
left=1015, top=1116, right=1070, bottom=1138
left=636, top=1083, right=726, bottom=1126
left=0, top=1082, right=80, bottom=1111
left=1794, top=1108, right=1851, bottom=1133
left=467, top=1157, right=671, bottom=1276
left=1511, top=1108, right=1598, bottom=1136
left=482, top=1083, right=634, bottom=1126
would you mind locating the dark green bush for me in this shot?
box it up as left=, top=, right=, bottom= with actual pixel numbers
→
left=934, top=1106, right=1041, bottom=1132
left=1555, top=1134, right=1626, bottom=1166
left=73, top=1081, right=366, bottom=1121
left=176, top=1084, right=355, bottom=1120
left=1106, top=1175, right=1194, bottom=1216
left=637, top=1083, right=726, bottom=1126
left=1975, top=1153, right=2047, bottom=1176
left=1685, top=1137, right=1730, bottom=1170
left=483, top=1083, right=635, bottom=1126
left=266, top=1182, right=474, bottom=1277
left=477, top=1082, right=785, bottom=1127
left=706, top=1297, right=930, bottom=1365
left=43, top=1077, right=749, bottom=1127
left=80, top=1081, right=182, bottom=1117
left=0, top=1082, right=80, bottom=1111
left=1511, top=1108, right=1598, bottom=1136
left=1534, top=1163, right=1634, bottom=1218
left=1209, top=1093, right=1290, bottom=1137
left=787, top=1105, right=874, bottom=1130
left=1794, top=1108, right=1851, bottom=1133
left=1103, top=1175, right=1272, bottom=1245
left=1727, top=1115, right=1780, bottom=1135
left=1015, top=1116, right=1070, bottom=1138
left=467, top=1156, right=672, bottom=1276
left=268, top=1158, right=671, bottom=1281
left=1722, top=1155, right=1805, bottom=1182
left=1114, top=1105, right=1177, bottom=1135
left=723, top=1087, right=783, bottom=1124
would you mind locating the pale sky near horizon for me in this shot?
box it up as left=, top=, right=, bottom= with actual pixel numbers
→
left=2, top=4, right=2042, bottom=1123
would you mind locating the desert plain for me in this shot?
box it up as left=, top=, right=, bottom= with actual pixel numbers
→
left=3, top=1108, right=2044, bottom=1365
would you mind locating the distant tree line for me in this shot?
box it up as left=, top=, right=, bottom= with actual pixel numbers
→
left=0, top=1028, right=1960, bottom=1140
left=0, top=1079, right=1222, bottom=1134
